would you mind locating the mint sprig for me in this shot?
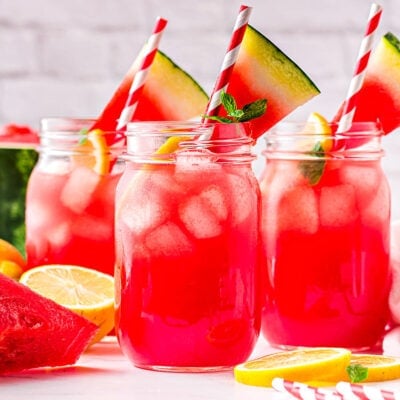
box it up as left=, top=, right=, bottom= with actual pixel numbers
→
left=203, top=91, right=267, bottom=123
left=299, top=142, right=326, bottom=185
left=346, top=364, right=369, bottom=383
left=78, top=128, right=89, bottom=145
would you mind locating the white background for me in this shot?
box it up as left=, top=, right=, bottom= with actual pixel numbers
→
left=0, top=0, right=399, bottom=217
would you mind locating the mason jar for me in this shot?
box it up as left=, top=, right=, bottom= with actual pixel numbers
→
left=25, top=118, right=125, bottom=275
left=115, top=121, right=261, bottom=371
left=259, top=121, right=391, bottom=350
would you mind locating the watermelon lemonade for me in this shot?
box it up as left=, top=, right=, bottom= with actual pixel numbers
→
left=25, top=118, right=124, bottom=275
left=260, top=121, right=391, bottom=349
left=115, top=122, right=261, bottom=371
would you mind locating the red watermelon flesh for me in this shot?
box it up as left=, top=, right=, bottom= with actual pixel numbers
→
left=0, top=273, right=98, bottom=374
left=333, top=32, right=400, bottom=135
left=91, top=48, right=208, bottom=134
left=0, top=124, right=39, bottom=148
left=221, top=25, right=320, bottom=140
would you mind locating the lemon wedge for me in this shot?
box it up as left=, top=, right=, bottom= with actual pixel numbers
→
left=155, top=135, right=191, bottom=156
left=87, top=129, right=111, bottom=175
left=234, top=348, right=351, bottom=387
left=306, top=111, right=333, bottom=151
left=20, top=264, right=115, bottom=345
left=73, top=129, right=111, bottom=175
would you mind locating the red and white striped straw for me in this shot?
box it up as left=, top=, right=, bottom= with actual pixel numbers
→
left=336, top=381, right=400, bottom=400
left=203, top=4, right=252, bottom=120
left=337, top=3, right=382, bottom=133
left=116, top=17, right=168, bottom=131
left=272, top=378, right=344, bottom=400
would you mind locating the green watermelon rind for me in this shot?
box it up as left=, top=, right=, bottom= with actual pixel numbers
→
left=157, top=50, right=209, bottom=100
left=385, top=32, right=400, bottom=52
left=247, top=25, right=320, bottom=95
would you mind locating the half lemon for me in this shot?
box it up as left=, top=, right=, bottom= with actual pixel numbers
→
left=20, top=264, right=115, bottom=345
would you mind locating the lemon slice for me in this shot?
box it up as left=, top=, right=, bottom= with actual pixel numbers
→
left=155, top=135, right=191, bottom=156
left=20, top=265, right=115, bottom=345
left=341, top=354, right=400, bottom=382
left=234, top=348, right=351, bottom=387
left=74, top=129, right=111, bottom=175
left=87, top=129, right=111, bottom=175
left=306, top=111, right=333, bottom=151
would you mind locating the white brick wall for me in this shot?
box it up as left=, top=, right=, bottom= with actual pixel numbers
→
left=1, top=0, right=400, bottom=218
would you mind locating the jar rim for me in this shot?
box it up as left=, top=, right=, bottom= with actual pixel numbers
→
left=41, top=118, right=97, bottom=132
left=267, top=120, right=383, bottom=137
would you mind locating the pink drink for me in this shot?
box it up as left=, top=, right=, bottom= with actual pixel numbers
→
left=259, top=122, right=391, bottom=349
left=115, top=122, right=261, bottom=371
left=25, top=119, right=124, bottom=275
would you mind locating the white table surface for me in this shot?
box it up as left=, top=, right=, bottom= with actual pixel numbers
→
left=3, top=333, right=400, bottom=400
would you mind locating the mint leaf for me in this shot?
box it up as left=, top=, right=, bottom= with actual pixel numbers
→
left=298, top=142, right=326, bottom=185
left=78, top=128, right=89, bottom=145
left=203, top=90, right=267, bottom=124
left=346, top=364, right=368, bottom=383
left=239, top=99, right=267, bottom=122
left=220, top=91, right=237, bottom=115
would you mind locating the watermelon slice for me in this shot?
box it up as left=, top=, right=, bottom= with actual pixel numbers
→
left=0, top=124, right=39, bottom=148
left=0, top=273, right=97, bottom=374
left=222, top=25, right=320, bottom=140
left=334, top=32, right=400, bottom=134
left=91, top=49, right=208, bottom=132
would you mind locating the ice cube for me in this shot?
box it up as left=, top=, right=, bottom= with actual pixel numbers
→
left=361, top=179, right=390, bottom=228
left=145, top=222, right=194, bottom=258
left=319, top=184, right=357, bottom=228
left=278, top=185, right=319, bottom=234
left=48, top=222, right=73, bottom=248
left=60, top=166, right=101, bottom=214
left=118, top=170, right=175, bottom=235
left=179, top=194, right=223, bottom=239
left=225, top=171, right=256, bottom=225
left=339, top=163, right=379, bottom=202
left=120, top=194, right=168, bottom=235
left=174, top=149, right=222, bottom=185
left=36, top=155, right=71, bottom=175
left=26, top=200, right=52, bottom=230
left=199, top=185, right=228, bottom=221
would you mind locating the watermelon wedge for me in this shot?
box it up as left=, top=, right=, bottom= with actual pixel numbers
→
left=334, top=32, right=400, bottom=134
left=222, top=25, right=320, bottom=140
left=0, top=124, right=39, bottom=149
left=91, top=49, right=208, bottom=133
left=0, top=273, right=97, bottom=374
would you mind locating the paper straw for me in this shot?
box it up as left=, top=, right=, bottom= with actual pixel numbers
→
left=116, top=17, right=168, bottom=131
left=336, top=381, right=400, bottom=400
left=272, top=378, right=344, bottom=400
left=337, top=3, right=382, bottom=133
left=202, top=4, right=252, bottom=121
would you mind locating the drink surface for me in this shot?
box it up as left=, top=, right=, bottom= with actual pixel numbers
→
left=25, top=160, right=122, bottom=275
left=115, top=155, right=261, bottom=369
left=259, top=157, right=391, bottom=349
